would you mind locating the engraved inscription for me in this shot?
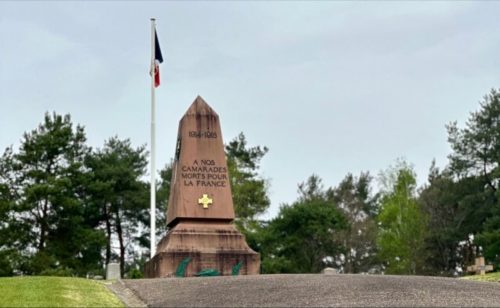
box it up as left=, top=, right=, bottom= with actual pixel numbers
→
left=189, top=131, right=217, bottom=138
left=181, top=159, right=228, bottom=187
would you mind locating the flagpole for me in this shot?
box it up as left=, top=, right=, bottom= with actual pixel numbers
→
left=150, top=18, right=157, bottom=259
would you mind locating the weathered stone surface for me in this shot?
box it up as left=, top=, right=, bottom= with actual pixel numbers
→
left=467, top=256, right=494, bottom=275
left=145, top=96, right=259, bottom=278
left=166, top=96, right=234, bottom=226
left=106, top=262, right=121, bottom=280
left=321, top=267, right=338, bottom=275
left=144, top=221, right=259, bottom=278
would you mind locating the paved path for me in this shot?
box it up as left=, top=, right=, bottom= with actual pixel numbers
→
left=120, top=274, right=500, bottom=307
left=107, top=280, right=147, bottom=308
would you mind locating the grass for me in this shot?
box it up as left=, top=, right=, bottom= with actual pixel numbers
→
left=0, top=276, right=124, bottom=307
left=461, top=272, right=500, bottom=283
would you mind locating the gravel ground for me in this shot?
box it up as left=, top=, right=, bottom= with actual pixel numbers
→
left=122, top=274, right=500, bottom=307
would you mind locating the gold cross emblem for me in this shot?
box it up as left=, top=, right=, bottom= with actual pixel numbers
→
left=198, top=194, right=213, bottom=209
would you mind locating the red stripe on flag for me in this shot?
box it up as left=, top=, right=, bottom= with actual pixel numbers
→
left=154, top=61, right=160, bottom=87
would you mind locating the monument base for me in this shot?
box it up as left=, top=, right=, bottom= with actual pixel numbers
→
left=144, top=221, right=260, bottom=278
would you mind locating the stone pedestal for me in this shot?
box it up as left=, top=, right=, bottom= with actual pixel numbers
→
left=144, top=221, right=259, bottom=277
left=144, top=96, right=260, bottom=278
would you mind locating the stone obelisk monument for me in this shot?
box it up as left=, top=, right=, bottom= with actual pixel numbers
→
left=144, top=96, right=260, bottom=277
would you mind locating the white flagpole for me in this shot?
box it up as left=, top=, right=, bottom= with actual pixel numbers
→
left=150, top=18, right=157, bottom=258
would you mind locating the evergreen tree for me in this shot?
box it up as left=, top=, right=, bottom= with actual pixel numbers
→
left=448, top=89, right=500, bottom=264
left=226, top=132, right=270, bottom=230
left=447, top=89, right=500, bottom=188
left=419, top=161, right=491, bottom=275
left=3, top=113, right=104, bottom=275
left=85, top=137, right=148, bottom=277
left=260, top=175, right=347, bottom=274
left=260, top=201, right=347, bottom=273
left=297, top=174, right=326, bottom=202
left=0, top=148, right=23, bottom=276
left=445, top=89, right=500, bottom=268
left=327, top=172, right=379, bottom=273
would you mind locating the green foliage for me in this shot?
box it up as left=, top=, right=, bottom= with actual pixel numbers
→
left=0, top=113, right=273, bottom=276
left=419, top=161, right=491, bottom=275
left=0, top=160, right=21, bottom=276
left=476, top=192, right=500, bottom=266
left=0, top=247, right=23, bottom=277
left=327, top=172, right=379, bottom=273
left=297, top=174, right=326, bottom=202
left=255, top=174, right=378, bottom=274
left=123, top=253, right=147, bottom=279
left=0, top=276, right=123, bottom=307
left=0, top=113, right=105, bottom=276
left=419, top=163, right=463, bottom=275
left=447, top=89, right=500, bottom=187
left=147, top=161, right=173, bottom=249
left=444, top=89, right=500, bottom=269
left=376, top=162, right=427, bottom=274
left=260, top=187, right=347, bottom=273
left=0, top=114, right=150, bottom=277
left=127, top=268, right=144, bottom=279
left=39, top=267, right=75, bottom=277
left=85, top=137, right=148, bottom=277
left=10, top=89, right=500, bottom=278
left=226, top=133, right=270, bottom=230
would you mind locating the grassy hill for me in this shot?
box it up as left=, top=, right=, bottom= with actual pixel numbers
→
left=0, top=276, right=123, bottom=307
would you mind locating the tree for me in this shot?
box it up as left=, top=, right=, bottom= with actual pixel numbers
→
left=257, top=173, right=378, bottom=274
left=297, top=174, right=326, bottom=202
left=447, top=89, right=500, bottom=189
left=226, top=133, right=270, bottom=230
left=134, top=160, right=172, bottom=265
left=418, top=162, right=462, bottom=275
left=260, top=198, right=347, bottom=274
left=327, top=172, right=379, bottom=273
left=85, top=137, right=148, bottom=277
left=258, top=175, right=347, bottom=274
left=2, top=113, right=105, bottom=275
left=419, top=161, right=492, bottom=275
left=445, top=89, right=500, bottom=268
left=476, top=202, right=500, bottom=266
left=376, top=162, right=427, bottom=275
left=0, top=148, right=23, bottom=276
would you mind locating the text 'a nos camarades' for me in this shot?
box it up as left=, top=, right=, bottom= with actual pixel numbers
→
left=181, top=159, right=228, bottom=187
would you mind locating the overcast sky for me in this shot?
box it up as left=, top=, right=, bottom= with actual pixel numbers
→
left=1, top=1, right=500, bottom=219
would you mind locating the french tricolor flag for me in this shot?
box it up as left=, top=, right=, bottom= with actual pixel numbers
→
left=153, top=29, right=163, bottom=87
